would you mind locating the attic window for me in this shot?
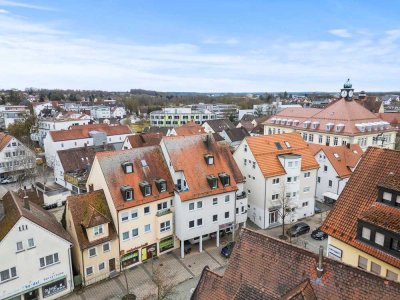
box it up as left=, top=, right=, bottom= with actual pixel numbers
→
left=155, top=179, right=167, bottom=192
left=325, top=123, right=334, bottom=131
left=120, top=185, right=133, bottom=201
left=141, top=160, right=148, bottom=167
left=336, top=124, right=345, bottom=132
left=333, top=153, right=340, bottom=159
left=204, top=154, right=214, bottom=165
left=274, top=142, right=283, bottom=150
left=303, top=121, right=311, bottom=128
left=284, top=141, right=291, bottom=149
left=207, top=175, right=218, bottom=189
left=219, top=173, right=230, bottom=186
left=139, top=181, right=152, bottom=196
left=311, top=122, right=319, bottom=129
left=122, top=162, right=133, bottom=174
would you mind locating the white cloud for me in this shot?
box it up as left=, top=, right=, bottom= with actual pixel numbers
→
left=0, top=13, right=399, bottom=92
left=0, top=0, right=54, bottom=11
left=0, top=8, right=9, bottom=13
left=329, top=29, right=352, bottom=38
left=202, top=37, right=239, bottom=45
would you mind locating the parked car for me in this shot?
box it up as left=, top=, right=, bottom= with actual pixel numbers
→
left=220, top=241, right=235, bottom=258
left=287, top=222, right=310, bottom=237
left=311, top=227, right=328, bottom=240
left=314, top=205, right=322, bottom=214
left=0, top=176, right=17, bottom=184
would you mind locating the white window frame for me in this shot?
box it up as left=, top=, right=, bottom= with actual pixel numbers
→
left=86, top=266, right=94, bottom=276
left=98, top=262, right=105, bottom=271
left=102, top=242, right=110, bottom=253
left=93, top=225, right=104, bottom=236
left=144, top=224, right=151, bottom=233
left=89, top=247, right=97, bottom=258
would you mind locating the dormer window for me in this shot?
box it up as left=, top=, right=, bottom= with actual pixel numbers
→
left=155, top=179, right=167, bottom=193
left=336, top=124, right=345, bottom=132
left=120, top=185, right=133, bottom=201
left=204, top=154, right=214, bottom=165
left=383, top=192, right=392, bottom=203
left=219, top=173, right=230, bottom=186
left=311, top=121, right=319, bottom=129
left=207, top=175, right=218, bottom=189
left=303, top=121, right=311, bottom=128
left=325, top=123, right=334, bottom=131
left=122, top=162, right=133, bottom=174
left=139, top=181, right=152, bottom=196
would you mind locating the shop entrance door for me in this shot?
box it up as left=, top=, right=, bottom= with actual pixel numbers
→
left=24, top=289, right=39, bottom=300
left=109, top=258, right=116, bottom=272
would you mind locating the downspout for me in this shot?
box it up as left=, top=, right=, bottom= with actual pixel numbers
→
left=117, top=210, right=121, bottom=273
left=336, top=177, right=344, bottom=195
left=81, top=248, right=85, bottom=286
left=68, top=245, right=74, bottom=291
left=264, top=178, right=267, bottom=229
left=233, top=190, right=237, bottom=242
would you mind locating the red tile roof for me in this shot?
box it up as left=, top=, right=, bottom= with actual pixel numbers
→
left=0, top=132, right=12, bottom=151
left=0, top=191, right=71, bottom=242
left=162, top=134, right=244, bottom=201
left=67, top=190, right=117, bottom=249
left=321, top=147, right=400, bottom=269
left=49, top=124, right=132, bottom=142
left=173, top=122, right=205, bottom=136
left=265, top=98, right=394, bottom=135
left=192, top=229, right=400, bottom=300
left=125, top=133, right=162, bottom=148
left=246, top=132, right=319, bottom=177
left=96, top=146, right=175, bottom=211
left=308, top=144, right=363, bottom=178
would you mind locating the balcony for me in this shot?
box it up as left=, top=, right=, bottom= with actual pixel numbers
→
left=156, top=208, right=172, bottom=217
left=64, top=170, right=88, bottom=192
left=236, top=191, right=247, bottom=200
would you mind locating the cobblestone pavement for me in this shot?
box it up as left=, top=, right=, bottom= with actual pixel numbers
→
left=63, top=238, right=230, bottom=300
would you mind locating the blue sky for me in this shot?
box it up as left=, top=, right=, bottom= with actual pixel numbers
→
left=0, top=0, right=399, bottom=92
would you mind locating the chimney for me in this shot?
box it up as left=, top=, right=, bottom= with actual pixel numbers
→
left=346, top=143, right=350, bottom=149
left=103, top=141, right=106, bottom=150
left=23, top=191, right=30, bottom=210
left=84, top=142, right=88, bottom=150
left=316, top=246, right=324, bottom=279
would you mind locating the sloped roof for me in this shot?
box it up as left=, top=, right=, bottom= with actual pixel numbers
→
left=246, top=133, right=319, bottom=177
left=68, top=190, right=117, bottom=249
left=0, top=191, right=71, bottom=243
left=142, top=126, right=171, bottom=135
left=377, top=112, right=400, bottom=127
left=162, top=134, right=244, bottom=201
left=96, top=146, right=175, bottom=211
left=321, top=147, right=400, bottom=269
left=237, top=120, right=254, bottom=131
left=125, top=133, right=162, bottom=148
left=265, top=98, right=394, bottom=135
left=0, top=132, right=12, bottom=151
left=49, top=124, right=131, bottom=142
left=192, top=229, right=400, bottom=300
left=308, top=144, right=363, bottom=178
left=173, top=122, right=205, bottom=136
left=203, top=119, right=235, bottom=132
left=356, top=96, right=383, bottom=113
left=224, top=127, right=249, bottom=142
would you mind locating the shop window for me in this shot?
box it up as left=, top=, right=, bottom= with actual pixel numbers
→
left=42, top=278, right=67, bottom=298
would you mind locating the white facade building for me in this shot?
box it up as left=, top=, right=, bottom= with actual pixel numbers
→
left=234, top=133, right=318, bottom=229
left=90, top=106, right=111, bottom=120
left=150, top=107, right=217, bottom=127
left=0, top=192, right=73, bottom=300
left=0, top=106, right=30, bottom=130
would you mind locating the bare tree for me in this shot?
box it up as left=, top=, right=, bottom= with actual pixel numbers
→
left=277, top=183, right=294, bottom=240
left=143, top=266, right=177, bottom=300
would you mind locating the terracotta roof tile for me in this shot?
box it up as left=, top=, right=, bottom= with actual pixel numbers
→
left=308, top=144, right=363, bottom=178
left=67, top=190, right=117, bottom=249
left=321, top=147, right=400, bottom=269
left=173, top=122, right=205, bottom=136
left=0, top=191, right=71, bottom=242
left=360, top=203, right=400, bottom=233
left=265, top=99, right=394, bottom=135
left=162, top=134, right=244, bottom=201
left=49, top=124, right=132, bottom=142
left=96, top=146, right=175, bottom=210
left=0, top=132, right=12, bottom=151
left=246, top=133, right=319, bottom=177
left=192, top=229, right=400, bottom=300
left=125, top=133, right=162, bottom=148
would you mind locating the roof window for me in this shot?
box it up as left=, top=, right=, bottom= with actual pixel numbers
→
left=207, top=175, right=218, bottom=189
left=204, top=154, right=214, bottom=165
left=121, top=162, right=133, bottom=174
left=284, top=141, right=291, bottom=149
left=274, top=142, right=283, bottom=150
left=218, top=172, right=230, bottom=187
left=139, top=181, right=152, bottom=196
left=155, top=179, right=167, bottom=193
left=333, top=153, right=340, bottom=159
left=120, top=185, right=134, bottom=201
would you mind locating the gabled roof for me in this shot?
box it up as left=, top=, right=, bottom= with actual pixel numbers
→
left=265, top=98, right=394, bottom=135
left=0, top=132, right=12, bottom=151
left=49, top=124, right=131, bottom=142
left=142, top=126, right=171, bottom=135
left=321, top=147, right=400, bottom=269
left=203, top=119, right=235, bottom=133
left=356, top=96, right=383, bottom=113
left=173, top=122, right=205, bottom=136
left=162, top=134, right=244, bottom=201
left=57, top=144, right=114, bottom=173
left=245, top=133, right=319, bottom=177
left=224, top=127, right=249, bottom=142
left=308, top=144, right=363, bottom=178
left=68, top=190, right=117, bottom=249
left=192, top=229, right=400, bottom=300
left=237, top=120, right=254, bottom=131
left=0, top=191, right=71, bottom=243
left=125, top=133, right=162, bottom=148
left=96, top=146, right=175, bottom=211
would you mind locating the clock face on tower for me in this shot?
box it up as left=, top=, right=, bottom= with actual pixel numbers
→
left=348, top=90, right=354, bottom=98
left=341, top=90, right=347, bottom=98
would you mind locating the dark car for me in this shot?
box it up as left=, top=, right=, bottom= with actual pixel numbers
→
left=287, top=222, right=310, bottom=237
left=314, top=205, right=322, bottom=214
left=220, top=241, right=235, bottom=258
left=311, top=227, right=328, bottom=240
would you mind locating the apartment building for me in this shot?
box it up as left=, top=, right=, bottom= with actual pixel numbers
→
left=234, top=133, right=319, bottom=229
left=150, top=107, right=216, bottom=127
left=160, top=134, right=247, bottom=258
left=43, top=124, right=131, bottom=166
left=66, top=190, right=120, bottom=286
left=0, top=133, right=36, bottom=180
left=309, top=143, right=363, bottom=203
left=263, top=81, right=397, bottom=150
left=0, top=105, right=30, bottom=129
left=86, top=146, right=176, bottom=270
left=0, top=191, right=73, bottom=300
left=322, top=147, right=400, bottom=282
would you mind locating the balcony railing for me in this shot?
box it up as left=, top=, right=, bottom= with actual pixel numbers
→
left=236, top=191, right=247, bottom=200
left=156, top=208, right=172, bottom=217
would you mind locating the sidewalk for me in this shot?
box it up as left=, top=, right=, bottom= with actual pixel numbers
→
left=64, top=238, right=229, bottom=300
